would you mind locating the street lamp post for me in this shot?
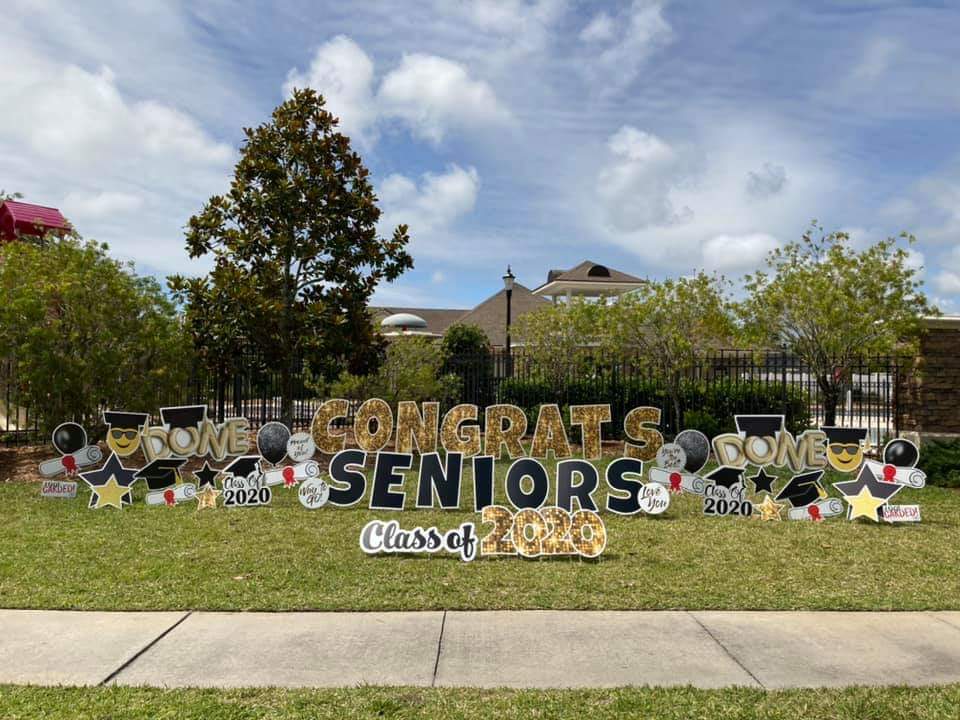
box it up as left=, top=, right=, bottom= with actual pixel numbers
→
left=503, top=265, right=515, bottom=377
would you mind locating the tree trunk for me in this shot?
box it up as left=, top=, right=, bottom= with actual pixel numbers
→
left=280, top=357, right=295, bottom=429
left=818, top=373, right=839, bottom=426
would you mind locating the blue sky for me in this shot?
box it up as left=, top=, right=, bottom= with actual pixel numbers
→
left=3, top=0, right=959, bottom=311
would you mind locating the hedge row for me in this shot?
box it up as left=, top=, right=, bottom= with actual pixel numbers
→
left=497, top=377, right=811, bottom=437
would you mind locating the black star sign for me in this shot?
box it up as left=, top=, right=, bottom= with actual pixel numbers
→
left=193, top=461, right=220, bottom=489
left=748, top=467, right=776, bottom=494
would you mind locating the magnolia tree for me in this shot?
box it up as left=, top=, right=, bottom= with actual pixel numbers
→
left=171, top=88, right=413, bottom=427
left=737, top=224, right=934, bottom=425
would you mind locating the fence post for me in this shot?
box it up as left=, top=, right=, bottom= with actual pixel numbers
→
left=780, top=349, right=788, bottom=417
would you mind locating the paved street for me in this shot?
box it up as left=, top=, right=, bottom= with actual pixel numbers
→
left=3, top=609, right=960, bottom=689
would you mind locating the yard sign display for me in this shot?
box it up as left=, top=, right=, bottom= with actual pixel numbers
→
left=37, top=400, right=928, bottom=562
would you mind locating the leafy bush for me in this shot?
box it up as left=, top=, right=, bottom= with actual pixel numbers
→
left=920, top=439, right=960, bottom=488
left=0, top=237, right=189, bottom=433
left=442, top=324, right=495, bottom=407
left=498, top=376, right=810, bottom=438
left=327, top=336, right=459, bottom=408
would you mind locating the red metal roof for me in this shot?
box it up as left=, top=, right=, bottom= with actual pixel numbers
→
left=0, top=200, right=70, bottom=241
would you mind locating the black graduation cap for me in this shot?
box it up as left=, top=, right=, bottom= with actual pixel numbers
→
left=705, top=466, right=745, bottom=490
left=160, top=405, right=207, bottom=430
left=775, top=470, right=827, bottom=508
left=735, top=415, right=784, bottom=439
left=135, top=457, right=187, bottom=491
left=103, top=410, right=150, bottom=430
left=821, top=426, right=868, bottom=446
left=223, top=455, right=262, bottom=480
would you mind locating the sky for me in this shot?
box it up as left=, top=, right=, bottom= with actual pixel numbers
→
left=2, top=0, right=960, bottom=311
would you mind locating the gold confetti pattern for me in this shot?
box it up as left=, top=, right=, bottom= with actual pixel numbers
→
left=311, top=398, right=350, bottom=454
left=540, top=506, right=576, bottom=554
left=570, top=509, right=607, bottom=558
left=571, top=404, right=611, bottom=459
left=483, top=405, right=527, bottom=459
left=480, top=505, right=516, bottom=555
left=354, top=398, right=393, bottom=452
left=530, top=404, right=572, bottom=459
left=396, top=401, right=439, bottom=454
left=511, top=508, right=547, bottom=557
left=440, top=404, right=481, bottom=456
left=623, top=406, right=663, bottom=461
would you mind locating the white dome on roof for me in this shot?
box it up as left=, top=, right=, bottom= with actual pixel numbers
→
left=380, top=312, right=428, bottom=329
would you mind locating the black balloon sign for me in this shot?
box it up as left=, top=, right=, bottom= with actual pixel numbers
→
left=257, top=422, right=291, bottom=466
left=883, top=439, right=919, bottom=468
left=52, top=422, right=87, bottom=455
left=675, top=429, right=710, bottom=474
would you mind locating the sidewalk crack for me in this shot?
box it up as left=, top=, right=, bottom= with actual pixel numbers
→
left=688, top=611, right=765, bottom=689
left=928, top=612, right=960, bottom=633
left=98, top=611, right=193, bottom=686
left=431, top=610, right=447, bottom=687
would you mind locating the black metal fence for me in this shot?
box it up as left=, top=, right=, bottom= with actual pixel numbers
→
left=2, top=348, right=902, bottom=446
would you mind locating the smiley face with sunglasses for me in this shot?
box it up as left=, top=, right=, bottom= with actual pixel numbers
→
left=103, top=410, right=150, bottom=457
left=821, top=426, right=869, bottom=472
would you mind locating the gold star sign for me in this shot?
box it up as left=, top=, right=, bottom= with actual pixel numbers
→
left=92, top=476, right=129, bottom=509
left=755, top=495, right=785, bottom=521
left=843, top=486, right=888, bottom=522
left=196, top=485, right=221, bottom=511
left=80, top=453, right=137, bottom=510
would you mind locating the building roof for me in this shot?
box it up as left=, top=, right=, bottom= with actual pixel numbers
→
left=533, top=260, right=646, bottom=297
left=0, top=200, right=69, bottom=241
left=456, top=283, right=549, bottom=347
left=371, top=306, right=468, bottom=337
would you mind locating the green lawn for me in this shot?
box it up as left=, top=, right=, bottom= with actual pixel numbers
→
left=3, top=685, right=960, bottom=720
left=2, top=455, right=957, bottom=611
left=0, top=456, right=960, bottom=610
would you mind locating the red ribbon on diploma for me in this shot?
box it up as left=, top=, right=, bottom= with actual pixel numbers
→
left=669, top=472, right=682, bottom=494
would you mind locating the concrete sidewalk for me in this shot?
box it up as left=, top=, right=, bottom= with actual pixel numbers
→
left=3, top=609, right=960, bottom=690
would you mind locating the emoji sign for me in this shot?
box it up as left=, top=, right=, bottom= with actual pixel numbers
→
left=103, top=410, right=149, bottom=457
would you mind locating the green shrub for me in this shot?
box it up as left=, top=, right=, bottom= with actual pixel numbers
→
left=498, top=376, right=810, bottom=438
left=327, top=336, right=460, bottom=408
left=920, top=439, right=960, bottom=488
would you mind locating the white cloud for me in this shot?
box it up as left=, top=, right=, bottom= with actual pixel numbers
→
left=596, top=126, right=693, bottom=232
left=933, top=246, right=960, bottom=295
left=580, top=12, right=615, bottom=43
left=578, top=0, right=673, bottom=91
left=286, top=38, right=510, bottom=147
left=284, top=35, right=378, bottom=147
left=851, top=37, right=900, bottom=84
left=0, top=39, right=233, bottom=273
left=379, top=165, right=480, bottom=257
left=585, top=118, right=842, bottom=272
left=701, top=233, right=779, bottom=273
left=431, top=270, right=446, bottom=284
left=62, top=190, right=144, bottom=220
left=378, top=54, right=511, bottom=144
left=935, top=271, right=960, bottom=295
